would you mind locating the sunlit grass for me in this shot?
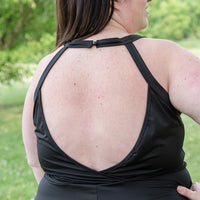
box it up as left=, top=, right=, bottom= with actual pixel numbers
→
left=182, top=114, right=200, bottom=182
left=0, top=83, right=38, bottom=200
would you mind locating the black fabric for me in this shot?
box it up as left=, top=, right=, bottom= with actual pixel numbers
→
left=33, top=34, right=192, bottom=199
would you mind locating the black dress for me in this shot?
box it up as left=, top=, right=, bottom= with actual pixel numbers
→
left=33, top=35, right=192, bottom=200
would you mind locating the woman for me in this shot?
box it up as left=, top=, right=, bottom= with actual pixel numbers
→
left=22, top=0, right=200, bottom=199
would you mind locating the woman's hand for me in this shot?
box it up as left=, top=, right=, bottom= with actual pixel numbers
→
left=177, top=182, right=200, bottom=200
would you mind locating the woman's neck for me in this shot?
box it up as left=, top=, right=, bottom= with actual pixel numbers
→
left=84, top=20, right=131, bottom=41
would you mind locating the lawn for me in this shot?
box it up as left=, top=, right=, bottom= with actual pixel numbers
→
left=0, top=40, right=200, bottom=200
left=0, top=83, right=37, bottom=200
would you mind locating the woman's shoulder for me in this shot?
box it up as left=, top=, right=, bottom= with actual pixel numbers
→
left=136, top=36, right=181, bottom=52
left=140, top=37, right=200, bottom=123
left=37, top=45, right=64, bottom=72
left=27, top=45, right=64, bottom=99
left=135, top=36, right=186, bottom=66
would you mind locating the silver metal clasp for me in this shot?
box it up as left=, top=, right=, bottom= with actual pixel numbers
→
left=93, top=40, right=97, bottom=45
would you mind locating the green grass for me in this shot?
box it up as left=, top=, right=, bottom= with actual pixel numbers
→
left=182, top=114, right=200, bottom=182
left=0, top=39, right=200, bottom=200
left=0, top=83, right=37, bottom=200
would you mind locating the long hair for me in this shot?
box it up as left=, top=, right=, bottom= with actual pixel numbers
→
left=56, top=0, right=114, bottom=48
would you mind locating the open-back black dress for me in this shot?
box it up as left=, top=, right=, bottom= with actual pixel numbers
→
left=33, top=35, right=192, bottom=200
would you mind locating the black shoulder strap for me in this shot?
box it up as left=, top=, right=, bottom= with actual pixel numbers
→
left=95, top=34, right=144, bottom=48
left=125, top=42, right=170, bottom=103
left=34, top=43, right=69, bottom=101
left=33, top=35, right=143, bottom=101
left=67, top=34, right=144, bottom=48
left=34, top=34, right=153, bottom=102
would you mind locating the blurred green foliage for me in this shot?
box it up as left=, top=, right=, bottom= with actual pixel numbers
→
left=140, top=0, right=200, bottom=40
left=0, top=0, right=55, bottom=49
left=0, top=0, right=200, bottom=83
left=0, top=0, right=56, bottom=83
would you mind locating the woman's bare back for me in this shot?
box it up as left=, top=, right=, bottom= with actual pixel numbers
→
left=39, top=37, right=169, bottom=171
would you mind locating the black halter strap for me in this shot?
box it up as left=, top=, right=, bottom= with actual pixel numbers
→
left=67, top=34, right=143, bottom=48
left=34, top=34, right=144, bottom=101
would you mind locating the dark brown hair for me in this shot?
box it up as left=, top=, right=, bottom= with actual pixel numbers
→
left=56, top=0, right=114, bottom=48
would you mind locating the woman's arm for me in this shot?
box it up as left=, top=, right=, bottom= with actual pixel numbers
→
left=22, top=82, right=45, bottom=184
left=167, top=41, right=200, bottom=124
left=164, top=41, right=200, bottom=199
left=22, top=55, right=51, bottom=184
left=155, top=40, right=200, bottom=198
left=177, top=183, right=200, bottom=200
left=22, top=47, right=63, bottom=184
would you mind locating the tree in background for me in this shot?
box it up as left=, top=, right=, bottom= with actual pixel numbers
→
left=0, top=0, right=200, bottom=84
left=141, top=0, right=200, bottom=40
left=0, top=0, right=55, bottom=84
left=0, top=0, right=55, bottom=49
